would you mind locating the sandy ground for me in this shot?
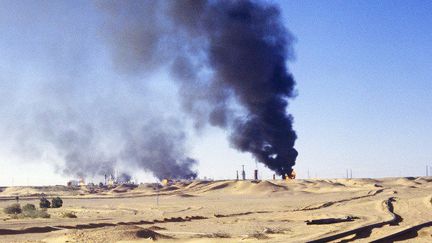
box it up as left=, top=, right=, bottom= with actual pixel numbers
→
left=0, top=177, right=431, bottom=242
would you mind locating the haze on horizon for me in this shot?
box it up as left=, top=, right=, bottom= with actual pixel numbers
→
left=0, top=0, right=431, bottom=186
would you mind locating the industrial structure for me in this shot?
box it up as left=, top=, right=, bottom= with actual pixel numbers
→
left=235, top=164, right=296, bottom=181
left=241, top=165, right=246, bottom=180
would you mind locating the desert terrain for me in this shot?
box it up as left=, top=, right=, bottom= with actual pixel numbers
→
left=0, top=177, right=431, bottom=242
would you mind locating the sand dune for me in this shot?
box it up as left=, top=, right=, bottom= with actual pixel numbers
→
left=0, top=177, right=431, bottom=242
left=0, top=186, right=84, bottom=198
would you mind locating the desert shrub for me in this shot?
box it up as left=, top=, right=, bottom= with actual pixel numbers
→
left=22, top=203, right=36, bottom=212
left=211, top=232, right=231, bottom=238
left=60, top=211, right=77, bottom=218
left=23, top=209, right=50, bottom=218
left=22, top=203, right=50, bottom=218
left=245, top=232, right=269, bottom=240
left=39, top=197, right=51, bottom=208
left=9, top=214, right=21, bottom=219
left=198, top=232, right=231, bottom=238
left=51, top=197, right=63, bottom=208
left=262, top=227, right=287, bottom=234
left=3, top=203, right=22, bottom=215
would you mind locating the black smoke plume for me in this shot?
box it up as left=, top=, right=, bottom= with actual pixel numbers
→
left=117, top=173, right=131, bottom=183
left=101, top=0, right=298, bottom=176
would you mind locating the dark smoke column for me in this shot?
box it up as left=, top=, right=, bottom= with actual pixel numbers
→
left=172, top=1, right=299, bottom=176
left=101, top=0, right=298, bottom=177
left=216, top=1, right=298, bottom=177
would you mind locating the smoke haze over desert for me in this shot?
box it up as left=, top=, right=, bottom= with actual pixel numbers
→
left=0, top=0, right=431, bottom=242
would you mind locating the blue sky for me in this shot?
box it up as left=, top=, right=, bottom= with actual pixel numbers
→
left=0, top=1, right=431, bottom=185
left=280, top=0, right=432, bottom=178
